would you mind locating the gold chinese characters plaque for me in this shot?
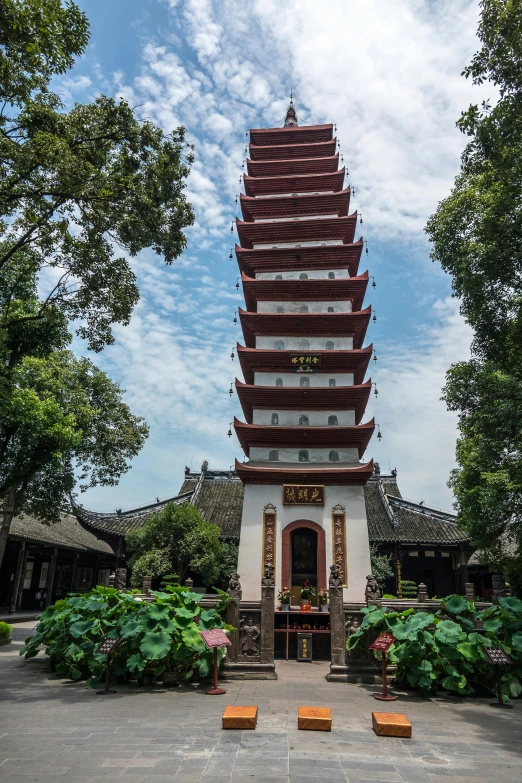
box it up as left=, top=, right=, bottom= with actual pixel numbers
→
left=332, top=506, right=347, bottom=586
left=262, top=505, right=276, bottom=570
left=283, top=485, right=324, bottom=505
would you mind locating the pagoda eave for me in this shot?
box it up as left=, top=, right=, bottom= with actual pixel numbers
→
left=234, top=458, right=374, bottom=486
left=247, top=154, right=339, bottom=178
left=234, top=418, right=375, bottom=458
left=249, top=124, right=333, bottom=147
left=241, top=270, right=368, bottom=312
left=248, top=139, right=337, bottom=161
left=240, top=188, right=350, bottom=222
left=236, top=345, right=373, bottom=386
left=235, top=379, right=372, bottom=425
left=235, top=242, right=363, bottom=278
left=236, top=215, right=358, bottom=249
left=239, top=307, right=371, bottom=349
left=243, top=169, right=345, bottom=197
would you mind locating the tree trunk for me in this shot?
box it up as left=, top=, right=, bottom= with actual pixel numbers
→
left=0, top=488, right=17, bottom=572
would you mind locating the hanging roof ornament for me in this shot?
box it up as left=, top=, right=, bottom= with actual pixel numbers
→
left=284, top=91, right=298, bottom=127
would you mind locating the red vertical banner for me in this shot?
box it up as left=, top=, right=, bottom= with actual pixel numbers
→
left=331, top=504, right=347, bottom=586
left=262, top=504, right=277, bottom=573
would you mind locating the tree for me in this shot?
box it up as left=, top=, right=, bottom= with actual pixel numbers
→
left=126, top=503, right=226, bottom=589
left=0, top=349, right=148, bottom=568
left=425, top=0, right=522, bottom=590
left=1, top=0, right=194, bottom=357
left=369, top=543, right=394, bottom=588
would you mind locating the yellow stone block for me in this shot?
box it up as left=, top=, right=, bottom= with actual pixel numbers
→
left=222, top=705, right=258, bottom=729
left=298, top=706, right=332, bottom=731
left=372, top=711, right=412, bottom=738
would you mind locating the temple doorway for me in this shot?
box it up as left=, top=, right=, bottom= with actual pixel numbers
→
left=291, top=527, right=318, bottom=606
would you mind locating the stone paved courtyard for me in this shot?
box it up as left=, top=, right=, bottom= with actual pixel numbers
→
left=1, top=622, right=522, bottom=783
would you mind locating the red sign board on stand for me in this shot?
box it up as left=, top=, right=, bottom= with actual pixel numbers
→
left=199, top=629, right=231, bottom=695
left=369, top=633, right=397, bottom=702
left=369, top=633, right=395, bottom=653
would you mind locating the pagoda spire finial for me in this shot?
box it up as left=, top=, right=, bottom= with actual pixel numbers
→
left=284, top=89, right=298, bottom=127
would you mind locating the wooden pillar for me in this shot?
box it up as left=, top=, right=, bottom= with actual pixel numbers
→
left=70, top=553, right=79, bottom=594
left=45, top=548, right=57, bottom=607
left=10, top=541, right=26, bottom=614
left=16, top=546, right=30, bottom=610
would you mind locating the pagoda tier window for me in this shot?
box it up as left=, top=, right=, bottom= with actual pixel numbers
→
left=271, top=413, right=279, bottom=425
left=300, top=377, right=310, bottom=387
left=299, top=273, right=308, bottom=280
left=300, top=339, right=310, bottom=350
left=299, top=415, right=309, bottom=426
left=275, top=340, right=284, bottom=350
left=275, top=274, right=283, bottom=280
left=326, top=340, right=335, bottom=350
left=329, top=378, right=336, bottom=387
left=328, top=271, right=335, bottom=279
left=327, top=306, right=334, bottom=313
left=276, top=306, right=284, bottom=313
left=299, top=305, right=309, bottom=313
left=329, top=450, right=339, bottom=462
left=269, top=450, right=279, bottom=461
left=275, top=378, right=283, bottom=388
left=298, top=450, right=309, bottom=462
left=328, top=415, right=338, bottom=426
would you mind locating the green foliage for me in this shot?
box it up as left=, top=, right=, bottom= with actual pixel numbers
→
left=347, top=594, right=522, bottom=701
left=126, top=503, right=225, bottom=589
left=369, top=544, right=394, bottom=587
left=0, top=621, right=12, bottom=639
left=399, top=580, right=418, bottom=598
left=20, top=585, right=232, bottom=685
left=425, top=1, right=522, bottom=588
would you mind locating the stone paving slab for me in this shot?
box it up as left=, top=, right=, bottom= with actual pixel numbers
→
left=1, top=622, right=522, bottom=783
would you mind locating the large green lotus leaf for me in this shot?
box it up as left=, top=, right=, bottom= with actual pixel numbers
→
left=456, top=642, right=479, bottom=662
left=69, top=620, right=94, bottom=638
left=169, top=614, right=193, bottom=629
left=505, top=675, right=522, bottom=698
left=483, top=618, right=503, bottom=634
left=119, top=620, right=143, bottom=639
left=127, top=653, right=146, bottom=672
left=511, top=633, right=522, bottom=652
left=414, top=659, right=433, bottom=673
left=175, top=607, right=195, bottom=620
left=65, top=643, right=83, bottom=660
left=140, top=631, right=172, bottom=660
left=440, top=644, right=461, bottom=660
left=85, top=600, right=108, bottom=612
left=434, top=620, right=461, bottom=644
left=418, top=675, right=434, bottom=690
left=148, top=604, right=170, bottom=621
left=409, top=613, right=434, bottom=631
left=200, top=609, right=217, bottom=624
left=143, top=615, right=169, bottom=632
left=499, top=597, right=522, bottom=614
left=181, top=626, right=205, bottom=649
left=442, top=674, right=467, bottom=692
left=443, top=596, right=468, bottom=615
left=392, top=623, right=415, bottom=641
left=69, top=666, right=82, bottom=680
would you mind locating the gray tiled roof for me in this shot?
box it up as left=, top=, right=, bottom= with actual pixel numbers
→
left=75, top=491, right=194, bottom=536
left=178, top=477, right=244, bottom=539
left=9, top=513, right=114, bottom=554
left=365, top=478, right=468, bottom=545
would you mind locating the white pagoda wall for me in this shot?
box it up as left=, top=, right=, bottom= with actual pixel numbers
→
left=252, top=409, right=356, bottom=426
left=237, top=483, right=371, bottom=603
left=248, top=447, right=359, bottom=462
left=257, top=300, right=352, bottom=313
left=255, top=336, right=354, bottom=350
left=256, top=269, right=350, bottom=280
left=254, top=372, right=355, bottom=386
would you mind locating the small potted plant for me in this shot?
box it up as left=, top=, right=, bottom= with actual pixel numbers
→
left=318, top=587, right=329, bottom=612
left=300, top=581, right=315, bottom=612
left=278, top=586, right=291, bottom=611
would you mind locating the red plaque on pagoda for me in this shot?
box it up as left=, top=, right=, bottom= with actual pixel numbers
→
left=200, top=629, right=231, bottom=649
left=369, top=633, right=395, bottom=653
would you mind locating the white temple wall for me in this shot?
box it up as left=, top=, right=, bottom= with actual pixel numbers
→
left=252, top=409, right=356, bottom=426
left=254, top=214, right=338, bottom=223
left=237, top=483, right=371, bottom=602
left=254, top=372, right=354, bottom=386
left=253, top=239, right=343, bottom=249
left=257, top=300, right=352, bottom=313
left=249, top=447, right=359, bottom=462
left=256, top=269, right=350, bottom=280
left=256, top=336, right=353, bottom=350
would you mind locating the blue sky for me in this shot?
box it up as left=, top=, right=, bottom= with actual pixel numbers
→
left=53, top=0, right=492, bottom=513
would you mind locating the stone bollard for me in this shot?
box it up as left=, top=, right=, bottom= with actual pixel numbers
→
left=465, top=582, right=475, bottom=603
left=184, top=577, right=193, bottom=590
left=417, top=582, right=428, bottom=602
left=142, top=575, right=152, bottom=596
left=108, top=572, right=116, bottom=589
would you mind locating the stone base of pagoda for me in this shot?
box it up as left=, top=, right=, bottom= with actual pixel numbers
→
left=221, top=661, right=278, bottom=680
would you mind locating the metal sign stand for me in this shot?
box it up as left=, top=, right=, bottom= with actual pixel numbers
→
left=369, top=633, right=397, bottom=702
left=96, top=638, right=120, bottom=696
left=485, top=647, right=514, bottom=709
left=200, top=629, right=231, bottom=696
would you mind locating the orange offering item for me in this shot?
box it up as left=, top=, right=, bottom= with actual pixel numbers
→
left=297, top=706, right=332, bottom=731
left=222, top=706, right=258, bottom=729
left=372, top=712, right=412, bottom=738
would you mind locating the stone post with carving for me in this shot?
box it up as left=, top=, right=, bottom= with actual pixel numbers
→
left=225, top=573, right=242, bottom=663
left=260, top=563, right=275, bottom=668
left=326, top=564, right=348, bottom=681
left=465, top=582, right=475, bottom=603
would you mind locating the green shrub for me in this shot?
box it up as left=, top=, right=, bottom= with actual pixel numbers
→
left=383, top=594, right=397, bottom=599
left=20, top=586, right=232, bottom=688
left=0, top=622, right=12, bottom=640
left=347, top=595, right=522, bottom=701
left=399, top=580, right=418, bottom=598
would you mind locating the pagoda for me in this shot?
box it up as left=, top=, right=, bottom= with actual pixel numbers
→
left=234, top=99, right=374, bottom=603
